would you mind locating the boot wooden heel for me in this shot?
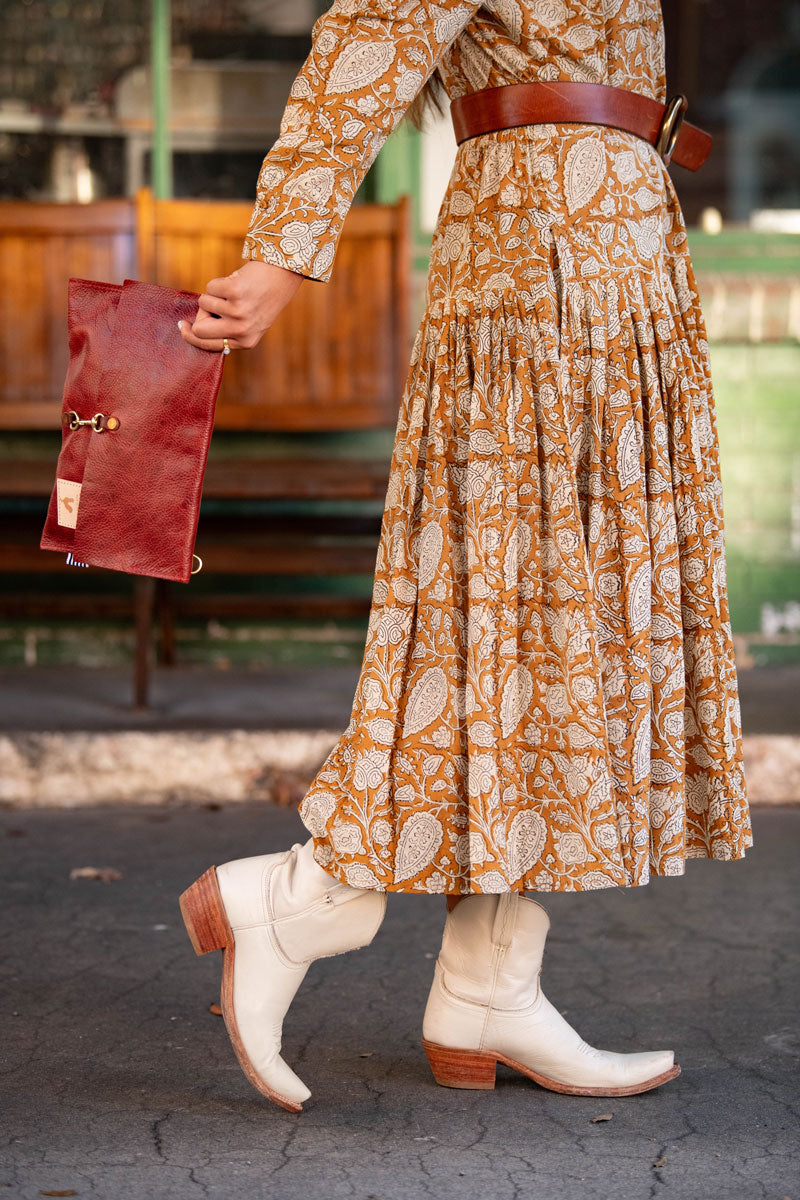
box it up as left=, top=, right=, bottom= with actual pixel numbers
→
left=179, top=866, right=231, bottom=956
left=422, top=1039, right=498, bottom=1089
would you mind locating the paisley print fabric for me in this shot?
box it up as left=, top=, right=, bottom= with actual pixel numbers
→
left=243, top=0, right=753, bottom=893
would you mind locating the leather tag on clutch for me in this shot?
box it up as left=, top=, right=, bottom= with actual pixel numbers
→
left=57, top=478, right=82, bottom=529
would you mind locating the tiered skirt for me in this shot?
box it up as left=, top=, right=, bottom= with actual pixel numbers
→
left=298, top=121, right=752, bottom=892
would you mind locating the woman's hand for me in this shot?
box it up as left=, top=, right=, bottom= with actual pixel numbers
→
left=178, top=259, right=305, bottom=353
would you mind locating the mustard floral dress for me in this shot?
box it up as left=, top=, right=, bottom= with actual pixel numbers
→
left=242, top=0, right=753, bottom=894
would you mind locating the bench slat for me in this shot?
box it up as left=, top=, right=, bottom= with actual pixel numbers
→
left=1, top=457, right=391, bottom=500
left=1, top=591, right=371, bottom=621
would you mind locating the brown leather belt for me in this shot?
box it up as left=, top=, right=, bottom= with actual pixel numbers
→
left=450, top=81, right=712, bottom=170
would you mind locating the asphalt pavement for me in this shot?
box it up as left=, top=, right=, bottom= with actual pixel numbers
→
left=2, top=803, right=798, bottom=1200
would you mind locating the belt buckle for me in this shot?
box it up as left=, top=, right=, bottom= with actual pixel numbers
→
left=656, top=93, right=688, bottom=165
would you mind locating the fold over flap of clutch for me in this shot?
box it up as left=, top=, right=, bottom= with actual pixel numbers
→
left=40, top=279, right=124, bottom=557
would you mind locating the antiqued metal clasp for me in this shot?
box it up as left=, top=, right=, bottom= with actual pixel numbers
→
left=656, top=93, right=688, bottom=165
left=64, top=410, right=120, bottom=432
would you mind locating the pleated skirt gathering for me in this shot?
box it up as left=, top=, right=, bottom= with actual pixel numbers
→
left=298, top=121, right=753, bottom=893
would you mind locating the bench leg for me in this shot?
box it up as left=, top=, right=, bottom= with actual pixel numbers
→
left=155, top=578, right=176, bottom=666
left=134, top=577, right=155, bottom=709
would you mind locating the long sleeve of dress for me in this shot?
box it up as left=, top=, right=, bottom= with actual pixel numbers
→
left=241, top=0, right=481, bottom=283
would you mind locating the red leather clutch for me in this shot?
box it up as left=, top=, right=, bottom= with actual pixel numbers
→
left=40, top=277, right=225, bottom=583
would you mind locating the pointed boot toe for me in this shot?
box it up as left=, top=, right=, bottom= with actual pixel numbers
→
left=618, top=1049, right=680, bottom=1091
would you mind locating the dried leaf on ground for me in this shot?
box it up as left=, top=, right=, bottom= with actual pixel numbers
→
left=40, top=1191, right=78, bottom=1197
left=255, top=765, right=315, bottom=808
left=653, top=1156, right=668, bottom=1168
left=69, top=867, right=123, bottom=883
left=359, top=1051, right=374, bottom=1058
left=590, top=1113, right=613, bottom=1123
left=209, top=1002, right=223, bottom=1016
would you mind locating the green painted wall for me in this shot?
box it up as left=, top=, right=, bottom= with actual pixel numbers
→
left=687, top=232, right=800, bottom=663
left=710, top=341, right=800, bottom=660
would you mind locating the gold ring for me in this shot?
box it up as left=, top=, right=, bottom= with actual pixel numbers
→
left=222, top=338, right=231, bottom=356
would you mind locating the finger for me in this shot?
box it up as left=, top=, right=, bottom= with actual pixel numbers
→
left=190, top=312, right=241, bottom=341
left=197, top=291, right=236, bottom=318
left=204, top=275, right=239, bottom=300
left=178, top=320, right=238, bottom=353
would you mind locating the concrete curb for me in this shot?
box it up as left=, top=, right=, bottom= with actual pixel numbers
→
left=0, top=729, right=338, bottom=808
left=0, top=729, right=797, bottom=808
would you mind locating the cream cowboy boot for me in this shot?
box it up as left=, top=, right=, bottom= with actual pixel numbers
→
left=422, top=894, right=680, bottom=1096
left=180, top=839, right=386, bottom=1112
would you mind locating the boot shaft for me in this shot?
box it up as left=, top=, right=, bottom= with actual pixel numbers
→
left=438, top=893, right=550, bottom=1010
left=217, top=840, right=386, bottom=967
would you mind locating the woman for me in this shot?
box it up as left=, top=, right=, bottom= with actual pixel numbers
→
left=178, top=0, right=753, bottom=1113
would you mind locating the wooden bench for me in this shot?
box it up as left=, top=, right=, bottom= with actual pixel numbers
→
left=0, top=189, right=410, bottom=705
